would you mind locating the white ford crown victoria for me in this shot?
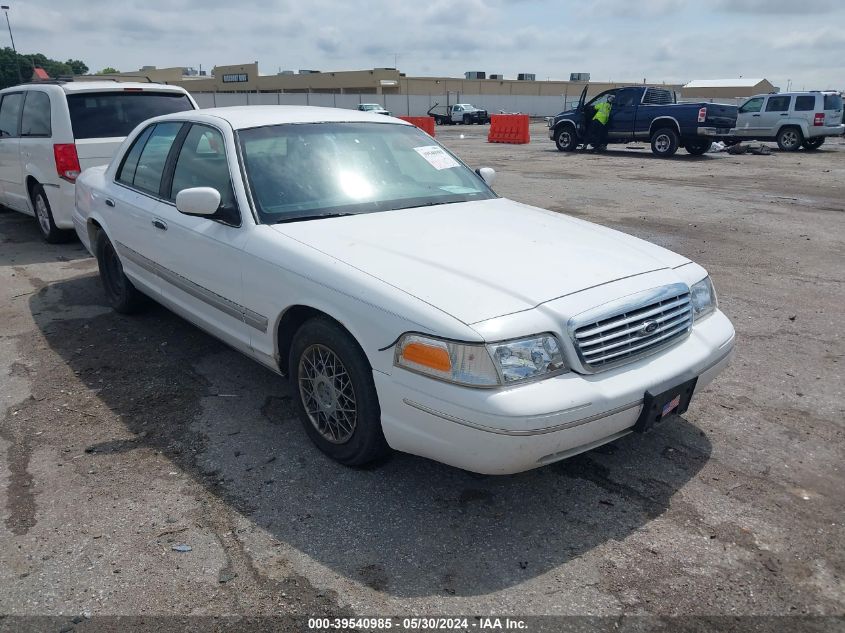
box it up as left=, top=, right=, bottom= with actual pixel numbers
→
left=73, top=106, right=735, bottom=474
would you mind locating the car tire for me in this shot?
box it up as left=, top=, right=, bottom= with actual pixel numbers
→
left=95, top=231, right=147, bottom=314
left=776, top=126, right=803, bottom=152
left=802, top=137, right=825, bottom=150
left=463, top=115, right=471, bottom=125
left=31, top=184, right=74, bottom=244
left=650, top=127, right=680, bottom=157
left=555, top=126, right=579, bottom=152
left=685, top=140, right=711, bottom=155
left=289, top=317, right=390, bottom=467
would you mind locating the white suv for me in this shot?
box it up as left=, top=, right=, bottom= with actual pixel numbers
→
left=732, top=91, right=844, bottom=151
left=0, top=81, right=197, bottom=242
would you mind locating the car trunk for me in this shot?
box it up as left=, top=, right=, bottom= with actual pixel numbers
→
left=74, top=138, right=125, bottom=171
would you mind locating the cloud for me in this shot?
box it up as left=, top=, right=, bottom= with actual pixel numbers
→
left=715, top=0, right=839, bottom=13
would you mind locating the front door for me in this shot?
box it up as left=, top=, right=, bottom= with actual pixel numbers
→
left=148, top=122, right=253, bottom=354
left=734, top=96, right=765, bottom=137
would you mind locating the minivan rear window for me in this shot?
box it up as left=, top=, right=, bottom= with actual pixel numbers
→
left=823, top=94, right=843, bottom=111
left=67, top=91, right=194, bottom=139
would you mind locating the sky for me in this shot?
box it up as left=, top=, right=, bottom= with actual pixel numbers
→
left=7, top=0, right=844, bottom=90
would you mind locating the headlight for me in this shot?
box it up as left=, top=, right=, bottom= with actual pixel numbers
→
left=690, top=276, right=717, bottom=321
left=394, top=333, right=567, bottom=387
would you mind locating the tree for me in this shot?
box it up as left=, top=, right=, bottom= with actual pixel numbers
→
left=65, top=59, right=89, bottom=75
left=97, top=67, right=120, bottom=75
left=0, top=48, right=90, bottom=89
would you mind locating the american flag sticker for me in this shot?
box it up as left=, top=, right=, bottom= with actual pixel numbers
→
left=662, top=394, right=681, bottom=418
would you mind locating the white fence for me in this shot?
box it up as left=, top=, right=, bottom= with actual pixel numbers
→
left=190, top=92, right=573, bottom=117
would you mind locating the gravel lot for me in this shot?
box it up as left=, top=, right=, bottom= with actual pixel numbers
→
left=1, top=123, right=843, bottom=630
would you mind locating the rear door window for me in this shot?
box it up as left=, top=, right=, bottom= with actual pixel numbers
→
left=794, top=96, right=816, bottom=111
left=0, top=92, right=23, bottom=137
left=823, top=93, right=843, bottom=111
left=117, top=122, right=183, bottom=196
left=765, top=96, right=791, bottom=112
left=21, top=91, right=52, bottom=137
left=67, top=92, right=194, bottom=139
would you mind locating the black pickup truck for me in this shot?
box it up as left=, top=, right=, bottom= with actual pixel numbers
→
left=548, top=86, right=738, bottom=156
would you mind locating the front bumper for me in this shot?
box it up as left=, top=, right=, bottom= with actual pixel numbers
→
left=376, top=309, right=735, bottom=474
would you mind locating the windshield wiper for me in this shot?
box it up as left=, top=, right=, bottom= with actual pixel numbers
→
left=273, top=212, right=355, bottom=224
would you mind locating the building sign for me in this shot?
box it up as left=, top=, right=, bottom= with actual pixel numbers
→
left=222, top=73, right=248, bottom=83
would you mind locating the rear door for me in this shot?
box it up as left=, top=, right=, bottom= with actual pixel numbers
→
left=0, top=92, right=24, bottom=211
left=108, top=120, right=186, bottom=296
left=66, top=90, right=195, bottom=169
left=759, top=95, right=792, bottom=137
left=734, top=96, right=765, bottom=137
left=607, top=88, right=637, bottom=139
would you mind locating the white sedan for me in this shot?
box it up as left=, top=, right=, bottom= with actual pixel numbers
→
left=73, top=106, right=735, bottom=475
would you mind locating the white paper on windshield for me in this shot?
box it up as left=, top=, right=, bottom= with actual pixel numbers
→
left=414, top=145, right=460, bottom=170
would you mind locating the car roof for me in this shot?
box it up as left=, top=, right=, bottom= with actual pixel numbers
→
left=154, top=105, right=411, bottom=130
left=60, top=81, right=189, bottom=94
left=750, top=91, right=837, bottom=98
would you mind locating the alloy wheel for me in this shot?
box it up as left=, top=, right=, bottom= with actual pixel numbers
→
left=298, top=344, right=357, bottom=444
left=35, top=193, right=51, bottom=236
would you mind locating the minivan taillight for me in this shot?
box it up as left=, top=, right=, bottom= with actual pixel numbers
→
left=54, top=144, right=81, bottom=182
left=813, top=113, right=825, bottom=126
left=697, top=106, right=707, bottom=123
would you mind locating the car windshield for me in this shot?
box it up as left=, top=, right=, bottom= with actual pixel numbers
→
left=360, top=104, right=380, bottom=110
left=238, top=122, right=496, bottom=223
left=67, top=92, right=194, bottom=139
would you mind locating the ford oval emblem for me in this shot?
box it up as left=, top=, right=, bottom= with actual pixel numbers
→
left=639, top=320, right=659, bottom=336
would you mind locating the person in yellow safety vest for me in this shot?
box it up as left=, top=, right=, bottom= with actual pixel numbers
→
left=589, top=94, right=615, bottom=149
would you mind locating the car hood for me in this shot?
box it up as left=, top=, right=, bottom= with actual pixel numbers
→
left=270, top=198, right=689, bottom=324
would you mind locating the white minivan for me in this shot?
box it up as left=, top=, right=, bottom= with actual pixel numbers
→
left=732, top=91, right=844, bottom=151
left=0, top=81, right=197, bottom=242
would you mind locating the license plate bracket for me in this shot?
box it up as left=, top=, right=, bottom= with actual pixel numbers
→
left=633, top=376, right=698, bottom=433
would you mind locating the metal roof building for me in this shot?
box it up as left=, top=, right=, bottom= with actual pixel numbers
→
left=682, top=78, right=776, bottom=99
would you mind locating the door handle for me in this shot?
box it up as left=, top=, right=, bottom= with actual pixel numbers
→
left=780, top=113, right=788, bottom=116
left=152, top=219, right=168, bottom=231
left=752, top=114, right=760, bottom=117
left=104, top=198, right=115, bottom=207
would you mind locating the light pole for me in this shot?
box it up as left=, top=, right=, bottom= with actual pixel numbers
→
left=0, top=5, right=22, bottom=83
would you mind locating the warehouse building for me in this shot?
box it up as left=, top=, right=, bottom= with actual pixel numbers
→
left=682, top=78, right=777, bottom=99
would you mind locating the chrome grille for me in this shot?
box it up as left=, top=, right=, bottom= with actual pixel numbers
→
left=571, top=286, right=692, bottom=372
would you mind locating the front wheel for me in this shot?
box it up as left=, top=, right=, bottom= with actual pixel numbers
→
left=776, top=127, right=803, bottom=152
left=463, top=115, right=471, bottom=125
left=803, top=137, right=825, bottom=150
left=685, top=140, right=711, bottom=155
left=290, top=318, right=390, bottom=467
left=650, top=127, right=680, bottom=157
left=555, top=126, right=579, bottom=152
left=31, top=184, right=74, bottom=244
left=95, top=232, right=147, bottom=314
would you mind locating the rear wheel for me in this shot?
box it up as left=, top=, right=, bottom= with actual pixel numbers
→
left=776, top=126, right=803, bottom=151
left=290, top=318, right=390, bottom=467
left=650, top=127, right=680, bottom=157
left=95, top=232, right=147, bottom=314
left=803, top=137, right=825, bottom=150
left=555, top=126, right=578, bottom=152
left=685, top=139, right=711, bottom=155
left=31, top=184, right=74, bottom=244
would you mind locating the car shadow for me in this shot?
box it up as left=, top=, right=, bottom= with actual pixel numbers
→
left=0, top=207, right=89, bottom=267
left=29, top=274, right=712, bottom=598
left=542, top=148, right=717, bottom=160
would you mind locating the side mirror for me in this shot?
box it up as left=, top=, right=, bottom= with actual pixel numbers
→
left=175, top=187, right=221, bottom=216
left=476, top=167, right=496, bottom=186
